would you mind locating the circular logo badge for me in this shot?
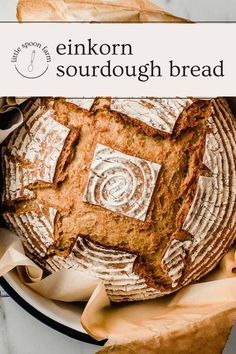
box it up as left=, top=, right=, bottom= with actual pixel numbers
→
left=11, top=42, right=51, bottom=79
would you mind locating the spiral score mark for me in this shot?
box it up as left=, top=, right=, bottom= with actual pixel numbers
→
left=84, top=144, right=161, bottom=221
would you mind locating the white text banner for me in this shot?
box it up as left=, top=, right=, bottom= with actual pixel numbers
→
left=0, top=23, right=236, bottom=97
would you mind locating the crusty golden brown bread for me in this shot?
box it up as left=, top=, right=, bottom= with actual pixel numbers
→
left=2, top=97, right=236, bottom=302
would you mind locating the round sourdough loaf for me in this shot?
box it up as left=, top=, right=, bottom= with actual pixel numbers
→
left=1, top=97, right=236, bottom=301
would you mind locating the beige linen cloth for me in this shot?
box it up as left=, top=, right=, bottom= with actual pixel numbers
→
left=0, top=1, right=234, bottom=353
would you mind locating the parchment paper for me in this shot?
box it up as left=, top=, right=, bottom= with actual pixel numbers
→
left=16, top=0, right=188, bottom=22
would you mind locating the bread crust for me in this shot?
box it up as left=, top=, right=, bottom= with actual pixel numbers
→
left=2, top=97, right=236, bottom=301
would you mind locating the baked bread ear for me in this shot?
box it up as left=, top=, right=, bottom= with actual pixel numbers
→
left=16, top=0, right=187, bottom=22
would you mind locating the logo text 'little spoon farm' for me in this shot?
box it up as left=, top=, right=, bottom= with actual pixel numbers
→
left=11, top=42, right=51, bottom=79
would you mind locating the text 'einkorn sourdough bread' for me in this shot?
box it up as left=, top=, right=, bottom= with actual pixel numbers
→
left=1, top=97, right=236, bottom=302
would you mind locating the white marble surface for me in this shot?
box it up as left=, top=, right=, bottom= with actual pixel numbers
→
left=0, top=0, right=236, bottom=353
left=0, top=287, right=100, bottom=354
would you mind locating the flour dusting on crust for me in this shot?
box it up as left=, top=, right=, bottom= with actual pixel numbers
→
left=1, top=98, right=236, bottom=302
left=3, top=203, right=56, bottom=258
left=3, top=106, right=72, bottom=192
left=66, top=99, right=95, bottom=111
left=162, top=239, right=191, bottom=288
left=83, top=143, right=161, bottom=221
left=111, top=98, right=194, bottom=135
left=181, top=99, right=236, bottom=285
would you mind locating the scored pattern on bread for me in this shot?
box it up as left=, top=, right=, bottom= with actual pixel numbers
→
left=21, top=98, right=42, bottom=119
left=83, top=143, right=161, bottom=221
left=8, top=107, right=70, bottom=183
left=3, top=203, right=57, bottom=258
left=1, top=98, right=41, bottom=201
left=46, top=237, right=164, bottom=301
left=1, top=97, right=236, bottom=302
left=1, top=149, right=35, bottom=202
left=66, top=98, right=95, bottom=111
left=2, top=197, right=166, bottom=301
left=1, top=102, right=79, bottom=201
left=181, top=98, right=236, bottom=285
left=162, top=239, right=191, bottom=288
left=111, top=98, right=194, bottom=135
